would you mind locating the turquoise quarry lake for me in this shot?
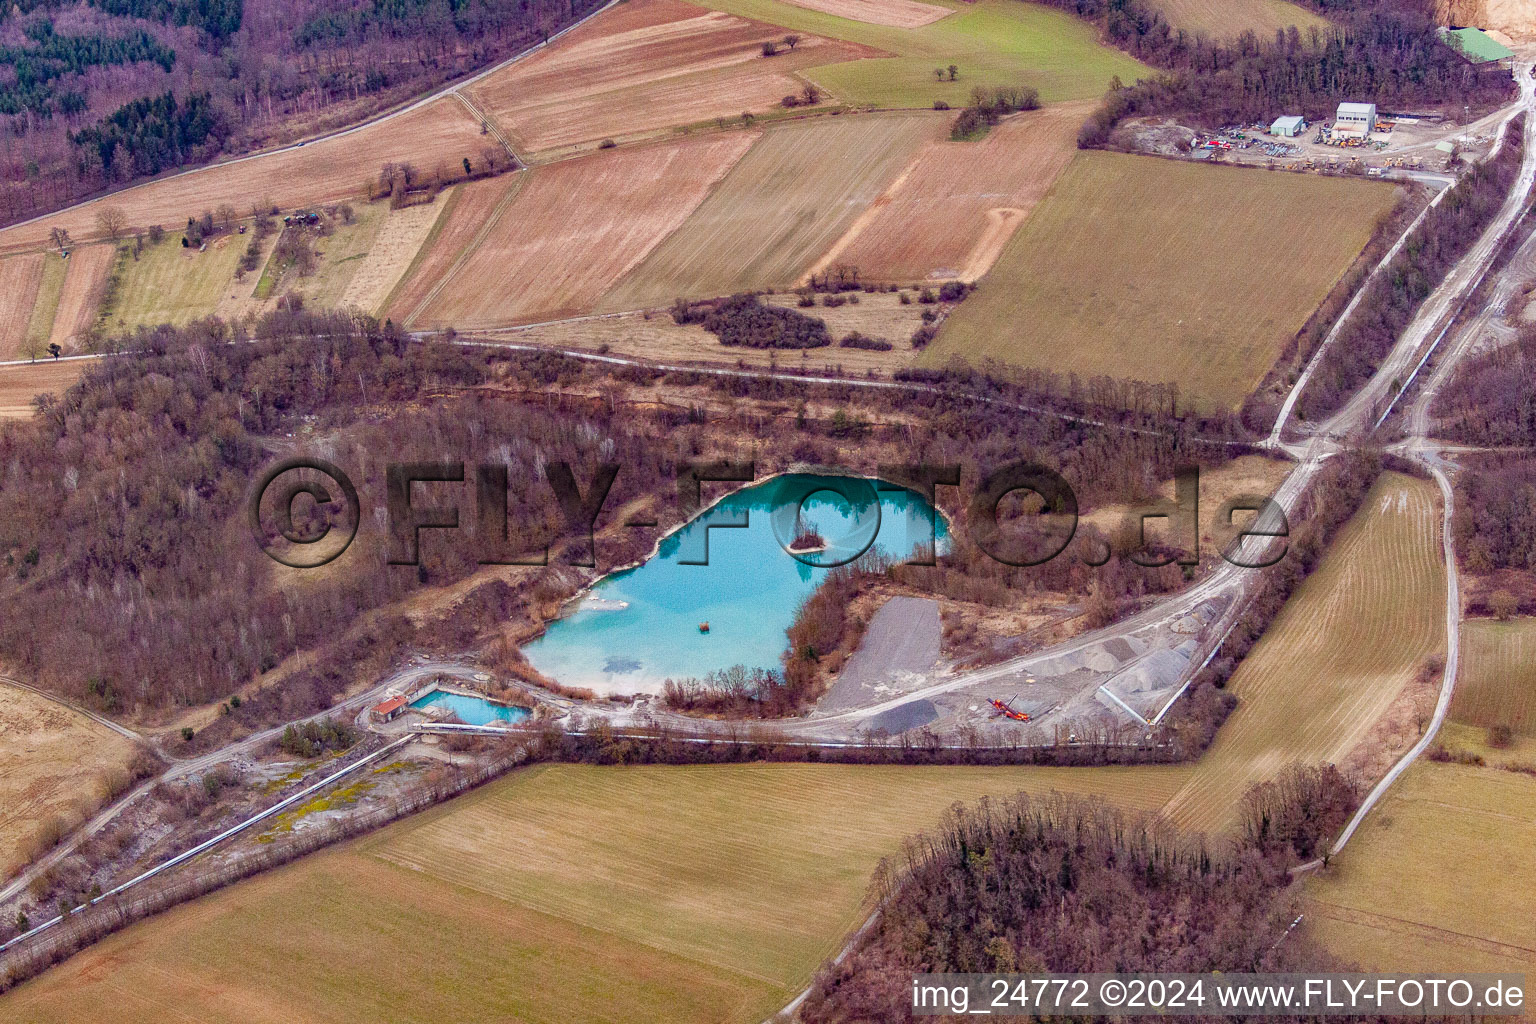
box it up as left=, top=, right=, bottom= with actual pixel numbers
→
left=523, top=474, right=946, bottom=695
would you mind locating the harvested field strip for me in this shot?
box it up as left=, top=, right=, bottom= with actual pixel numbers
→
left=2, top=762, right=1190, bottom=1023
left=104, top=235, right=246, bottom=331
left=0, top=254, right=44, bottom=359
left=0, top=360, right=84, bottom=419
left=0, top=679, right=138, bottom=880
left=465, top=0, right=874, bottom=157
left=0, top=98, right=486, bottom=255
left=820, top=102, right=1084, bottom=282
left=212, top=232, right=278, bottom=322
left=926, top=151, right=1397, bottom=410
left=704, top=0, right=1151, bottom=108
left=1160, top=473, right=1445, bottom=835
left=22, top=254, right=67, bottom=354
left=782, top=0, right=950, bottom=27
left=389, top=176, right=523, bottom=325
left=1306, top=762, right=1536, bottom=974
left=418, top=133, right=757, bottom=327
left=601, top=113, right=943, bottom=310
left=1449, top=617, right=1536, bottom=736
left=1146, top=0, right=1329, bottom=39
left=47, top=245, right=114, bottom=351
left=339, top=200, right=447, bottom=316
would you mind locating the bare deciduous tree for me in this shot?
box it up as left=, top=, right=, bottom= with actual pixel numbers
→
left=96, top=206, right=127, bottom=242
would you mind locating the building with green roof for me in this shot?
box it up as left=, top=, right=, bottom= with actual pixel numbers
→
left=1444, top=27, right=1515, bottom=65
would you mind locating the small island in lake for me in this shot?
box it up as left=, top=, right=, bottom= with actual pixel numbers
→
left=788, top=527, right=827, bottom=553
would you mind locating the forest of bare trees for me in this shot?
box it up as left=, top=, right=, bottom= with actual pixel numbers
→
left=799, top=776, right=1423, bottom=1024
left=1433, top=316, right=1535, bottom=611
left=1435, top=321, right=1536, bottom=446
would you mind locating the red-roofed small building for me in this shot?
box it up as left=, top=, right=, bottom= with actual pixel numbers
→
left=372, top=695, right=409, bottom=722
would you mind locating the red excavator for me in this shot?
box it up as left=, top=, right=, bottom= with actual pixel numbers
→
left=988, top=696, right=1030, bottom=722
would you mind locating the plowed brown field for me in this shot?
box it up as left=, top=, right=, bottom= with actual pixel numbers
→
left=388, top=176, right=524, bottom=324
left=601, top=112, right=944, bottom=309
left=0, top=254, right=45, bottom=358
left=415, top=133, right=756, bottom=327
left=465, top=0, right=876, bottom=156
left=0, top=359, right=84, bottom=418
left=47, top=245, right=115, bottom=351
left=815, top=103, right=1084, bottom=283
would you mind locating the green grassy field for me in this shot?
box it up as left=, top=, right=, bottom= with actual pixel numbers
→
left=601, top=113, right=943, bottom=309
left=927, top=151, right=1397, bottom=410
left=2, top=761, right=1191, bottom=1024
left=702, top=0, right=1151, bottom=107
left=290, top=204, right=388, bottom=309
left=104, top=235, right=245, bottom=331
left=22, top=254, right=67, bottom=356
left=1305, top=761, right=1536, bottom=976
left=1449, top=617, right=1536, bottom=737
left=1161, top=473, right=1446, bottom=834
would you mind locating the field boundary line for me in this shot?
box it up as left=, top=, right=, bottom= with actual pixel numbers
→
left=1306, top=899, right=1536, bottom=959
left=799, top=146, right=925, bottom=285
left=378, top=187, right=462, bottom=318
left=452, top=91, right=522, bottom=165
